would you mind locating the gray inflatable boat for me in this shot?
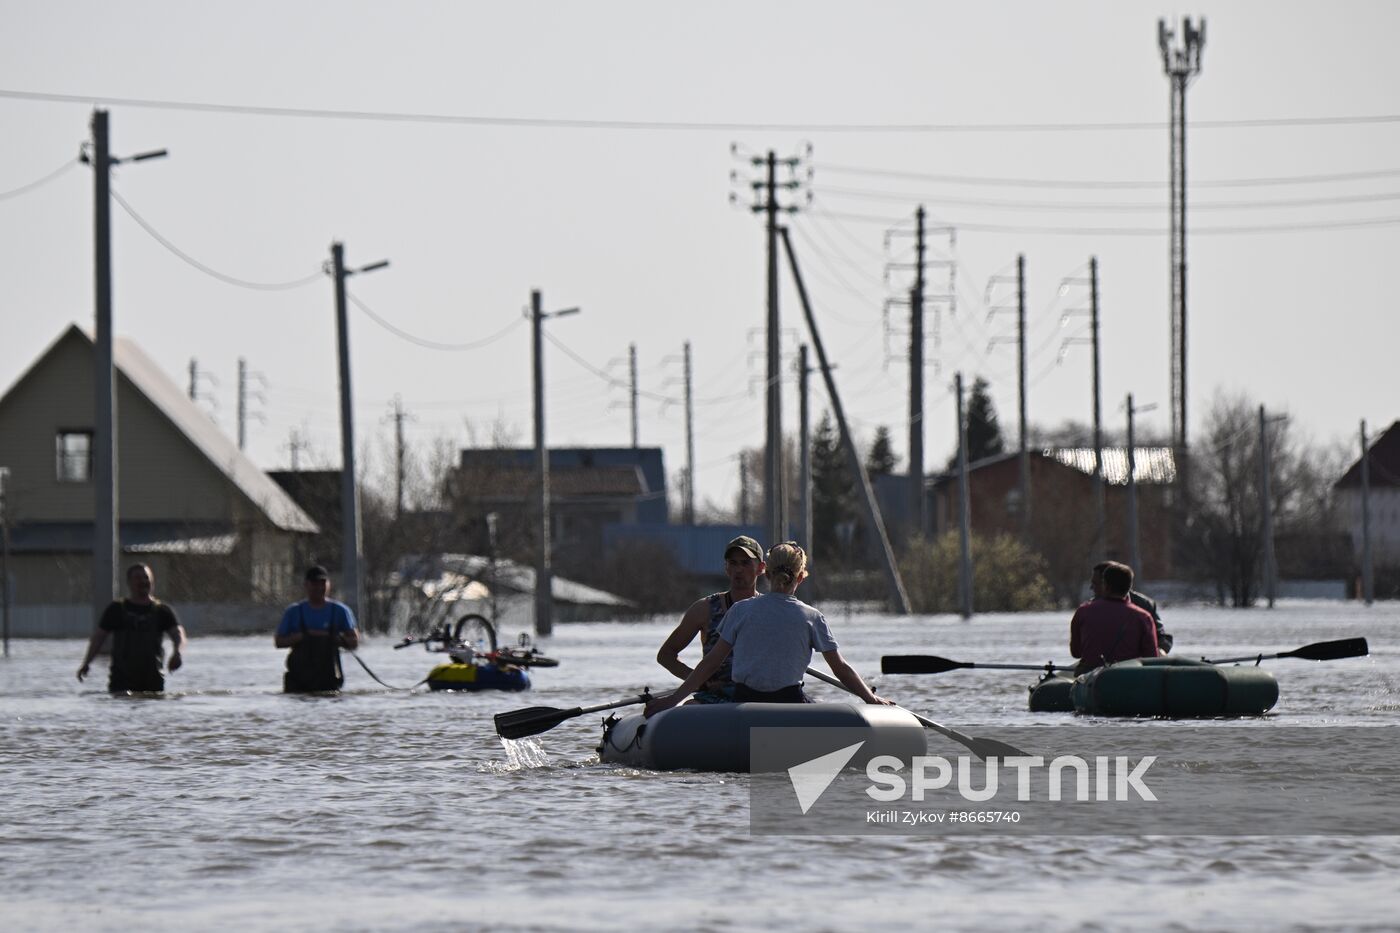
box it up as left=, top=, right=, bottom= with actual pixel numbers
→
left=597, top=701, right=928, bottom=772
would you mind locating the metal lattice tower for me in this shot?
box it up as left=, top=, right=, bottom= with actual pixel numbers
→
left=1159, top=16, right=1204, bottom=458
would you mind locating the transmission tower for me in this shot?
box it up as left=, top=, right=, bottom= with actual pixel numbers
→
left=1159, top=17, right=1205, bottom=463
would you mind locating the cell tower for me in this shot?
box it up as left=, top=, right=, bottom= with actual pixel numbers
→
left=1158, top=16, right=1204, bottom=461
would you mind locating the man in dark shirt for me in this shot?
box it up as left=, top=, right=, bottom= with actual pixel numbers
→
left=78, top=563, right=187, bottom=693
left=1071, top=562, right=1158, bottom=676
left=1092, top=560, right=1172, bottom=654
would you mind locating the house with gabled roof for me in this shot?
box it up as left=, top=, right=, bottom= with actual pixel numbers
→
left=1334, top=421, right=1400, bottom=570
left=0, top=325, right=318, bottom=635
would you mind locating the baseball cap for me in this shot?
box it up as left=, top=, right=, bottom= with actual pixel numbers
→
left=304, top=565, right=330, bottom=582
left=724, top=535, right=763, bottom=560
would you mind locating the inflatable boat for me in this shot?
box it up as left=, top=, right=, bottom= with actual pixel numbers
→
left=397, top=613, right=557, bottom=692
left=596, top=701, right=928, bottom=772
left=426, top=660, right=531, bottom=692
left=1069, top=656, right=1279, bottom=717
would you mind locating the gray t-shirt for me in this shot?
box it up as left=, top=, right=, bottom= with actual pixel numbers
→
left=717, top=592, right=838, bottom=692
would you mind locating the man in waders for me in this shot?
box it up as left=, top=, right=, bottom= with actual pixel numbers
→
left=77, top=562, right=186, bottom=693
left=654, top=535, right=765, bottom=703
left=275, top=565, right=359, bottom=693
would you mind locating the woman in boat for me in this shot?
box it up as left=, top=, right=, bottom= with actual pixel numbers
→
left=644, top=542, right=892, bottom=715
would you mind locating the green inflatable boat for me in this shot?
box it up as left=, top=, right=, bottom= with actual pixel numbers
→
left=1068, top=656, right=1279, bottom=717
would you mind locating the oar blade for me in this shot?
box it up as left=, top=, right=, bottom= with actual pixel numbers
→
left=968, top=737, right=1031, bottom=760
left=1284, top=637, right=1369, bottom=662
left=881, top=655, right=964, bottom=675
left=494, top=705, right=580, bottom=740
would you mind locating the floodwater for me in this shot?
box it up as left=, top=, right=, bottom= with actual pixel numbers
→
left=2, top=601, right=1397, bottom=932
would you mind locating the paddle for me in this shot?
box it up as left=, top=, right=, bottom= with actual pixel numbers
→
left=494, top=691, right=652, bottom=741
left=1204, top=637, right=1369, bottom=665
left=882, top=655, right=1065, bottom=675
left=803, top=667, right=1027, bottom=761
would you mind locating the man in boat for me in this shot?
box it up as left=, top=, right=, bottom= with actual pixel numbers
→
left=1071, top=561, right=1159, bottom=676
left=275, top=565, right=359, bottom=693
left=654, top=535, right=765, bottom=703
left=646, top=542, right=892, bottom=714
left=1091, top=560, right=1172, bottom=654
left=77, top=562, right=187, bottom=693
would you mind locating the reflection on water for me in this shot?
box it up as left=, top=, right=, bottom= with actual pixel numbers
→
left=2, top=602, right=1397, bottom=931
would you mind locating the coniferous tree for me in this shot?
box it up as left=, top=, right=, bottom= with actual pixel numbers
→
left=866, top=425, right=898, bottom=477
left=949, top=377, right=1006, bottom=469
left=811, top=411, right=855, bottom=558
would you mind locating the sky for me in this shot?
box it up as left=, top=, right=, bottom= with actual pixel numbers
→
left=2, top=1, right=1398, bottom=517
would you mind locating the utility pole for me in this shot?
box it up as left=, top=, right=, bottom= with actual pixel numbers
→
left=798, top=344, right=813, bottom=555
left=287, top=429, right=305, bottom=472
left=328, top=242, right=388, bottom=627
left=1360, top=420, right=1374, bottom=606
left=909, top=207, right=926, bottom=541
left=1160, top=17, right=1205, bottom=496
left=744, top=148, right=809, bottom=547
left=391, top=395, right=409, bottom=520
left=739, top=455, right=750, bottom=525
left=1127, top=393, right=1140, bottom=577
left=989, top=254, right=1030, bottom=538
left=1016, top=255, right=1029, bottom=538
left=1059, top=258, right=1105, bottom=557
left=1089, top=258, right=1103, bottom=557
left=1259, top=405, right=1280, bottom=608
left=187, top=359, right=217, bottom=419
left=83, top=109, right=166, bottom=615
left=781, top=227, right=911, bottom=613
left=1125, top=395, right=1157, bottom=578
left=235, top=358, right=264, bottom=451
left=629, top=343, right=639, bottom=448
left=1, top=467, right=10, bottom=658
left=531, top=289, right=581, bottom=636
left=955, top=373, right=974, bottom=620
left=683, top=341, right=695, bottom=525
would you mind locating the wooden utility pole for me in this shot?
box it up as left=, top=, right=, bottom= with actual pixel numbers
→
left=530, top=289, right=580, bottom=635
left=1259, top=405, right=1279, bottom=608
left=329, top=243, right=388, bottom=625
left=392, top=395, right=408, bottom=520
left=628, top=343, right=639, bottom=448
left=1127, top=394, right=1141, bottom=576
left=798, top=344, right=812, bottom=555
left=682, top=341, right=695, bottom=525
left=763, top=151, right=783, bottom=547
left=1016, top=255, right=1030, bottom=538
left=86, top=110, right=165, bottom=616
left=1360, top=420, right=1374, bottom=606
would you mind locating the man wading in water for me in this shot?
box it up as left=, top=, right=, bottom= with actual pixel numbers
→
left=77, top=562, right=187, bottom=693
left=275, top=565, right=359, bottom=692
left=654, top=535, right=765, bottom=704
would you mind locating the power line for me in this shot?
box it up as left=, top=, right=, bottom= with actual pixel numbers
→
left=109, top=188, right=323, bottom=290
left=810, top=207, right=1400, bottom=236
left=814, top=184, right=1400, bottom=213
left=7, top=88, right=1400, bottom=133
left=347, top=292, right=526, bottom=351
left=816, top=161, right=1400, bottom=190
left=0, top=157, right=77, bottom=200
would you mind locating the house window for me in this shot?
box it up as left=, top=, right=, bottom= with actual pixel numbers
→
left=56, top=430, right=93, bottom=482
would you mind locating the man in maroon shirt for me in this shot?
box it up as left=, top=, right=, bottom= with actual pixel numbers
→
left=1070, top=562, right=1159, bottom=675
